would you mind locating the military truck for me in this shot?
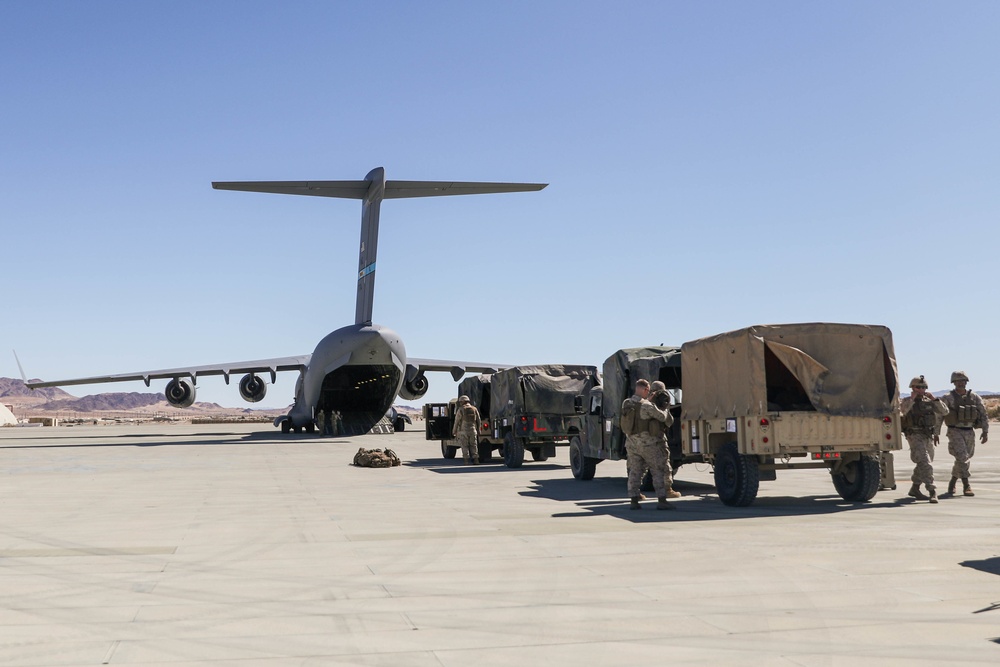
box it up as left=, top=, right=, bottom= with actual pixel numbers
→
left=491, top=364, right=599, bottom=468
left=680, top=323, right=901, bottom=506
left=423, top=374, right=499, bottom=460
left=569, top=346, right=688, bottom=481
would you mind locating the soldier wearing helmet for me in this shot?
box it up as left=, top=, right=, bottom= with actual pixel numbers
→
left=899, top=375, right=948, bottom=503
left=939, top=371, right=989, bottom=496
left=451, top=395, right=481, bottom=465
left=624, top=379, right=677, bottom=511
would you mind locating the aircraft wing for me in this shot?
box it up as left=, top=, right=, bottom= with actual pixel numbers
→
left=406, top=358, right=512, bottom=383
left=25, top=355, right=312, bottom=389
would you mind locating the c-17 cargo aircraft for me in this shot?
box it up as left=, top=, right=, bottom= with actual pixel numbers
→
left=24, top=167, right=546, bottom=435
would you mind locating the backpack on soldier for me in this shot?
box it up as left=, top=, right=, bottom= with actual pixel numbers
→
left=619, top=399, right=640, bottom=436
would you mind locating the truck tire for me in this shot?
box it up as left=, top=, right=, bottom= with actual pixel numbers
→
left=441, top=441, right=457, bottom=459
left=393, top=417, right=406, bottom=432
left=531, top=448, right=549, bottom=462
left=713, top=442, right=760, bottom=507
left=503, top=432, right=525, bottom=468
left=569, top=437, right=597, bottom=480
left=478, top=440, right=493, bottom=463
left=831, top=454, right=881, bottom=502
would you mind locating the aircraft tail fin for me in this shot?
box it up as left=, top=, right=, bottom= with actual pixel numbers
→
left=213, top=168, right=547, bottom=326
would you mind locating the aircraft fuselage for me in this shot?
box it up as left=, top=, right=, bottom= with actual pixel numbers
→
left=284, top=323, right=406, bottom=436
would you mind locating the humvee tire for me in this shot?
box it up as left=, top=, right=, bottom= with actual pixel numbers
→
left=531, top=448, right=549, bottom=462
left=831, top=454, right=881, bottom=502
left=441, top=442, right=457, bottom=459
left=503, top=432, right=525, bottom=468
left=569, top=436, right=597, bottom=480
left=478, top=440, right=493, bottom=463
left=714, top=442, right=760, bottom=507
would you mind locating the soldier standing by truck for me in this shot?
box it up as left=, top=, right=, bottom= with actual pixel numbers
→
left=623, top=379, right=675, bottom=511
left=900, top=375, right=948, bottom=503
left=940, top=371, right=989, bottom=496
left=452, top=395, right=481, bottom=465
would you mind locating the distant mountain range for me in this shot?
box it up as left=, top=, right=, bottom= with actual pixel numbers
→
left=0, top=377, right=231, bottom=413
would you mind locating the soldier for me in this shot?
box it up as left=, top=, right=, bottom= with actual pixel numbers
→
left=940, top=371, right=989, bottom=496
left=623, top=379, right=675, bottom=510
left=649, top=381, right=682, bottom=500
left=900, top=375, right=948, bottom=503
left=451, top=395, right=481, bottom=465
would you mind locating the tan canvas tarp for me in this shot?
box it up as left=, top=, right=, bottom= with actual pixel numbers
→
left=680, top=323, right=899, bottom=419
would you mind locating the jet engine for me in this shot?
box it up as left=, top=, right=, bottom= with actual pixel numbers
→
left=238, top=373, right=267, bottom=403
left=398, top=371, right=428, bottom=401
left=165, top=378, right=196, bottom=408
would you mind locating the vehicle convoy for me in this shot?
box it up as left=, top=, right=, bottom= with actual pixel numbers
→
left=680, top=323, right=901, bottom=505
left=570, top=346, right=689, bottom=481
left=422, top=374, right=500, bottom=460
left=425, top=365, right=599, bottom=467
left=571, top=324, right=902, bottom=506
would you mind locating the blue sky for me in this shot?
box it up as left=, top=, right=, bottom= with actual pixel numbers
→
left=3, top=1, right=999, bottom=410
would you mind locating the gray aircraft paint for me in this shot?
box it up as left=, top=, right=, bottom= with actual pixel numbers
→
left=27, top=167, right=546, bottom=435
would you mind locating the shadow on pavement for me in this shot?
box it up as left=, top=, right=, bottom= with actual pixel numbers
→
left=406, top=458, right=565, bottom=475
left=526, top=476, right=904, bottom=522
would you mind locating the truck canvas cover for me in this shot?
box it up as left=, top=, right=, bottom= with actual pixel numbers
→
left=680, top=323, right=899, bottom=420
left=458, top=374, right=492, bottom=418
left=602, top=346, right=682, bottom=426
left=491, top=365, right=599, bottom=421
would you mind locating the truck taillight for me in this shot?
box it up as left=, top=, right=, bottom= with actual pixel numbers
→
left=482, top=421, right=489, bottom=431
left=760, top=418, right=769, bottom=426
left=812, top=452, right=841, bottom=459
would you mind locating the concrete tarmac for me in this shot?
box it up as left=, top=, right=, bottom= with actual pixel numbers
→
left=0, top=423, right=998, bottom=666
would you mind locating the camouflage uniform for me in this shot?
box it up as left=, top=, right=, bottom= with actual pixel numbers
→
left=940, top=387, right=988, bottom=481
left=900, top=393, right=948, bottom=489
left=625, top=395, right=673, bottom=500
left=452, top=396, right=481, bottom=464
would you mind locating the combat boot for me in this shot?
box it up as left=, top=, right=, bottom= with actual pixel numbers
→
left=665, top=486, right=681, bottom=499
left=962, top=478, right=975, bottom=497
left=947, top=477, right=958, bottom=496
left=630, top=496, right=642, bottom=510
left=656, top=497, right=675, bottom=511
left=927, top=486, right=938, bottom=504
left=907, top=483, right=929, bottom=501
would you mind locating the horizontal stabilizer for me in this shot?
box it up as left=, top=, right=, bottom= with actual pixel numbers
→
left=213, top=179, right=547, bottom=199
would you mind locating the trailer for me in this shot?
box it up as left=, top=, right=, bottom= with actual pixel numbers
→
left=680, top=323, right=901, bottom=505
